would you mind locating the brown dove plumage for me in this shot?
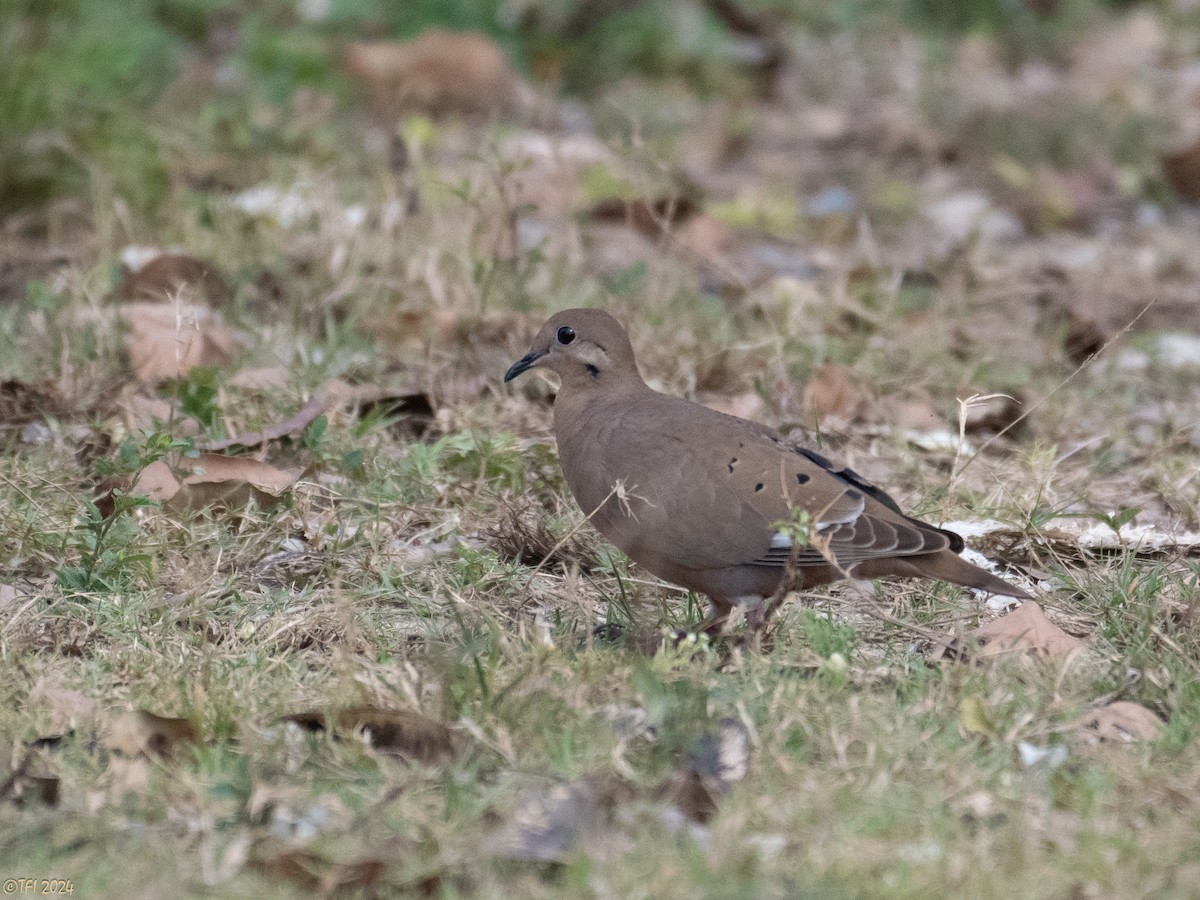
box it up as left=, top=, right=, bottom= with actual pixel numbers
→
left=505, top=309, right=1032, bottom=631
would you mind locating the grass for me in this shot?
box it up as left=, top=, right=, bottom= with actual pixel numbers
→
left=3, top=0, right=1200, bottom=896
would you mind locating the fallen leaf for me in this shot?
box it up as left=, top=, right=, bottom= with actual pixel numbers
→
left=249, top=845, right=386, bottom=894
left=93, top=459, right=183, bottom=518
left=197, top=395, right=325, bottom=452
left=283, top=708, right=456, bottom=763
left=114, top=252, right=231, bottom=304
left=324, top=380, right=435, bottom=437
left=881, top=397, right=950, bottom=433
left=676, top=213, right=736, bottom=264
left=802, top=364, right=866, bottom=430
left=1162, top=140, right=1200, bottom=203
left=229, top=366, right=290, bottom=391
left=961, top=393, right=1024, bottom=435
left=1080, top=701, right=1164, bottom=743
left=498, top=161, right=581, bottom=220
left=971, top=602, right=1084, bottom=661
left=122, top=301, right=238, bottom=383
left=166, top=454, right=302, bottom=516
left=1064, top=313, right=1109, bottom=363
left=0, top=584, right=19, bottom=609
left=344, top=30, right=526, bottom=120
left=134, top=459, right=185, bottom=500
left=116, top=392, right=201, bottom=436
left=105, top=710, right=200, bottom=759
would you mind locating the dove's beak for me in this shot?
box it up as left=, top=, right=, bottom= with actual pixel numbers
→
left=503, top=349, right=547, bottom=383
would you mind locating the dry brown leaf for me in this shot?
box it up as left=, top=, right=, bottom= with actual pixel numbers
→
left=962, top=393, right=1024, bottom=435
left=122, top=301, right=237, bottom=383
left=881, top=397, right=950, bottom=433
left=166, top=453, right=302, bottom=515
left=972, top=602, right=1085, bottom=661
left=249, top=845, right=386, bottom=894
left=105, top=710, right=200, bottom=759
left=283, top=708, right=456, bottom=763
left=660, top=770, right=719, bottom=825
left=197, top=395, right=325, bottom=452
left=676, top=213, right=735, bottom=262
left=802, top=364, right=866, bottom=430
left=344, top=31, right=525, bottom=119
left=93, top=459, right=182, bottom=518
left=115, top=253, right=231, bottom=304
left=229, top=366, right=290, bottom=391
left=116, top=392, right=201, bottom=436
left=134, top=459, right=184, bottom=501
left=1064, top=313, right=1109, bottom=364
left=324, top=379, right=435, bottom=437
left=1080, top=701, right=1164, bottom=743
left=501, top=161, right=579, bottom=218
left=1162, top=140, right=1200, bottom=203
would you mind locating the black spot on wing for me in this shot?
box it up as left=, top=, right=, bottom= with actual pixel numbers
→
left=754, top=483, right=763, bottom=492
left=796, top=472, right=810, bottom=485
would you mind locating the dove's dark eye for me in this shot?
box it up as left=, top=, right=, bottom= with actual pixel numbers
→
left=556, top=326, right=576, bottom=345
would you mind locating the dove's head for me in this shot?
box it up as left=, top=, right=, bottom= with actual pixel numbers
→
left=504, top=308, right=641, bottom=388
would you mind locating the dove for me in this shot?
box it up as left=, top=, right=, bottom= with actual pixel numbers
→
left=504, top=308, right=1031, bottom=632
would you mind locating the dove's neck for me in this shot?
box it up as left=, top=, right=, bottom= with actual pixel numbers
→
left=553, top=367, right=651, bottom=435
